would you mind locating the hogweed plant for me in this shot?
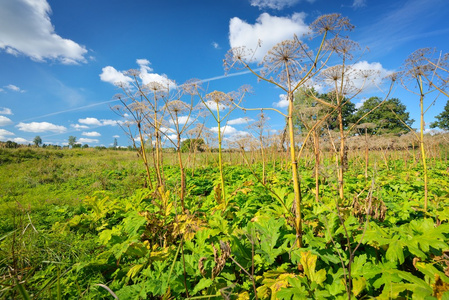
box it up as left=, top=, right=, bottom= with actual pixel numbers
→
left=225, top=13, right=354, bottom=247
left=401, top=48, right=448, bottom=213
left=197, top=88, right=248, bottom=210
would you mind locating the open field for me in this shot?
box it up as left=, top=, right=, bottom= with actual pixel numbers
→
left=1, top=145, right=449, bottom=299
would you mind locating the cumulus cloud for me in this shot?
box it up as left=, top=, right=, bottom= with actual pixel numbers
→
left=78, top=138, right=99, bottom=144
left=113, top=135, right=120, bottom=138
left=78, top=117, right=118, bottom=127
left=249, top=0, right=314, bottom=10
left=273, top=94, right=289, bottom=108
left=228, top=117, right=254, bottom=125
left=210, top=125, right=250, bottom=140
left=229, top=12, right=309, bottom=61
left=71, top=124, right=89, bottom=130
left=352, top=0, right=366, bottom=8
left=0, top=116, right=13, bottom=126
left=99, top=66, right=133, bottom=87
left=0, top=0, right=87, bottom=64
left=0, top=107, right=13, bottom=115
left=0, top=129, right=15, bottom=140
left=82, top=131, right=101, bottom=137
left=319, top=61, right=393, bottom=93
left=355, top=98, right=368, bottom=109
left=169, top=115, right=190, bottom=126
left=212, top=42, right=220, bottom=49
left=200, top=101, right=228, bottom=112
left=100, top=58, right=176, bottom=88
left=12, top=137, right=30, bottom=144
left=4, top=84, right=25, bottom=93
left=16, top=122, right=67, bottom=133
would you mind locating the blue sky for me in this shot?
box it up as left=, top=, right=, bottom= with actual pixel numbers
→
left=0, top=0, right=448, bottom=147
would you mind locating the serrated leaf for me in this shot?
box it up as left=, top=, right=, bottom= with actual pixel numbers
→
left=386, top=239, right=404, bottom=264
left=192, top=278, right=213, bottom=295
left=352, top=277, right=366, bottom=297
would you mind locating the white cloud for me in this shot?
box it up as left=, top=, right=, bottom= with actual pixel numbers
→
left=79, top=117, right=102, bottom=126
left=78, top=138, right=99, bottom=144
left=0, top=0, right=87, bottom=64
left=16, top=122, right=67, bottom=133
left=228, top=117, right=254, bottom=125
left=5, top=84, right=25, bottom=93
left=273, top=94, right=289, bottom=108
left=82, top=131, right=101, bottom=137
left=99, top=66, right=133, bottom=86
left=169, top=115, right=190, bottom=125
left=12, top=137, right=30, bottom=144
left=229, top=12, right=309, bottom=61
left=355, top=98, right=368, bottom=109
left=0, top=116, right=13, bottom=126
left=78, top=117, right=118, bottom=126
left=71, top=124, right=89, bottom=130
left=212, top=42, right=220, bottom=49
left=320, top=61, right=392, bottom=93
left=200, top=101, right=228, bottom=112
left=113, top=135, right=120, bottom=138
left=210, top=125, right=250, bottom=139
left=101, top=119, right=119, bottom=126
left=100, top=58, right=176, bottom=88
left=249, top=0, right=315, bottom=10
left=352, top=0, right=366, bottom=8
left=0, top=107, right=13, bottom=115
left=137, top=59, right=176, bottom=88
left=0, top=129, right=15, bottom=140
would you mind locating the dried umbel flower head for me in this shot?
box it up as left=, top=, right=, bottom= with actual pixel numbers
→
left=224, top=46, right=256, bottom=73
left=260, top=36, right=312, bottom=88
left=205, top=90, right=232, bottom=107
left=124, top=69, right=140, bottom=77
left=310, top=13, right=354, bottom=36
left=164, top=100, right=190, bottom=115
left=402, top=48, right=436, bottom=79
left=182, top=78, right=202, bottom=95
left=324, top=37, right=360, bottom=60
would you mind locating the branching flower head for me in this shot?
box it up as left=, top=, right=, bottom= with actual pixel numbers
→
left=205, top=91, right=232, bottom=108
left=182, top=78, right=202, bottom=95
left=324, top=37, right=360, bottom=60
left=224, top=45, right=259, bottom=71
left=165, top=100, right=190, bottom=115
left=310, top=13, right=354, bottom=36
left=260, top=36, right=312, bottom=88
left=403, top=48, right=436, bottom=80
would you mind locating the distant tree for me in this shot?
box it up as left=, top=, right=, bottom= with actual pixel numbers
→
left=181, top=138, right=205, bottom=153
left=5, top=141, right=19, bottom=148
left=68, top=136, right=77, bottom=148
left=354, top=97, right=413, bottom=135
left=430, top=100, right=449, bottom=130
left=113, top=138, right=118, bottom=148
left=82, top=144, right=89, bottom=148
left=33, top=136, right=42, bottom=147
left=293, top=89, right=356, bottom=132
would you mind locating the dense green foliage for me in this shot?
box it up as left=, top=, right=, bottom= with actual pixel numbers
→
left=354, top=97, right=414, bottom=135
left=431, top=100, right=449, bottom=130
left=293, top=89, right=356, bottom=133
left=1, top=147, right=449, bottom=299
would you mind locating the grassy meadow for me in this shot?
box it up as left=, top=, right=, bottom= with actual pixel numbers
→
left=1, top=140, right=449, bottom=299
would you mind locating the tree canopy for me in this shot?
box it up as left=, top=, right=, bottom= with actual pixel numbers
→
left=353, top=97, right=414, bottom=135
left=68, top=136, right=77, bottom=147
left=181, top=138, right=205, bottom=153
left=33, top=136, right=42, bottom=147
left=293, top=88, right=356, bottom=133
left=430, top=99, right=449, bottom=130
